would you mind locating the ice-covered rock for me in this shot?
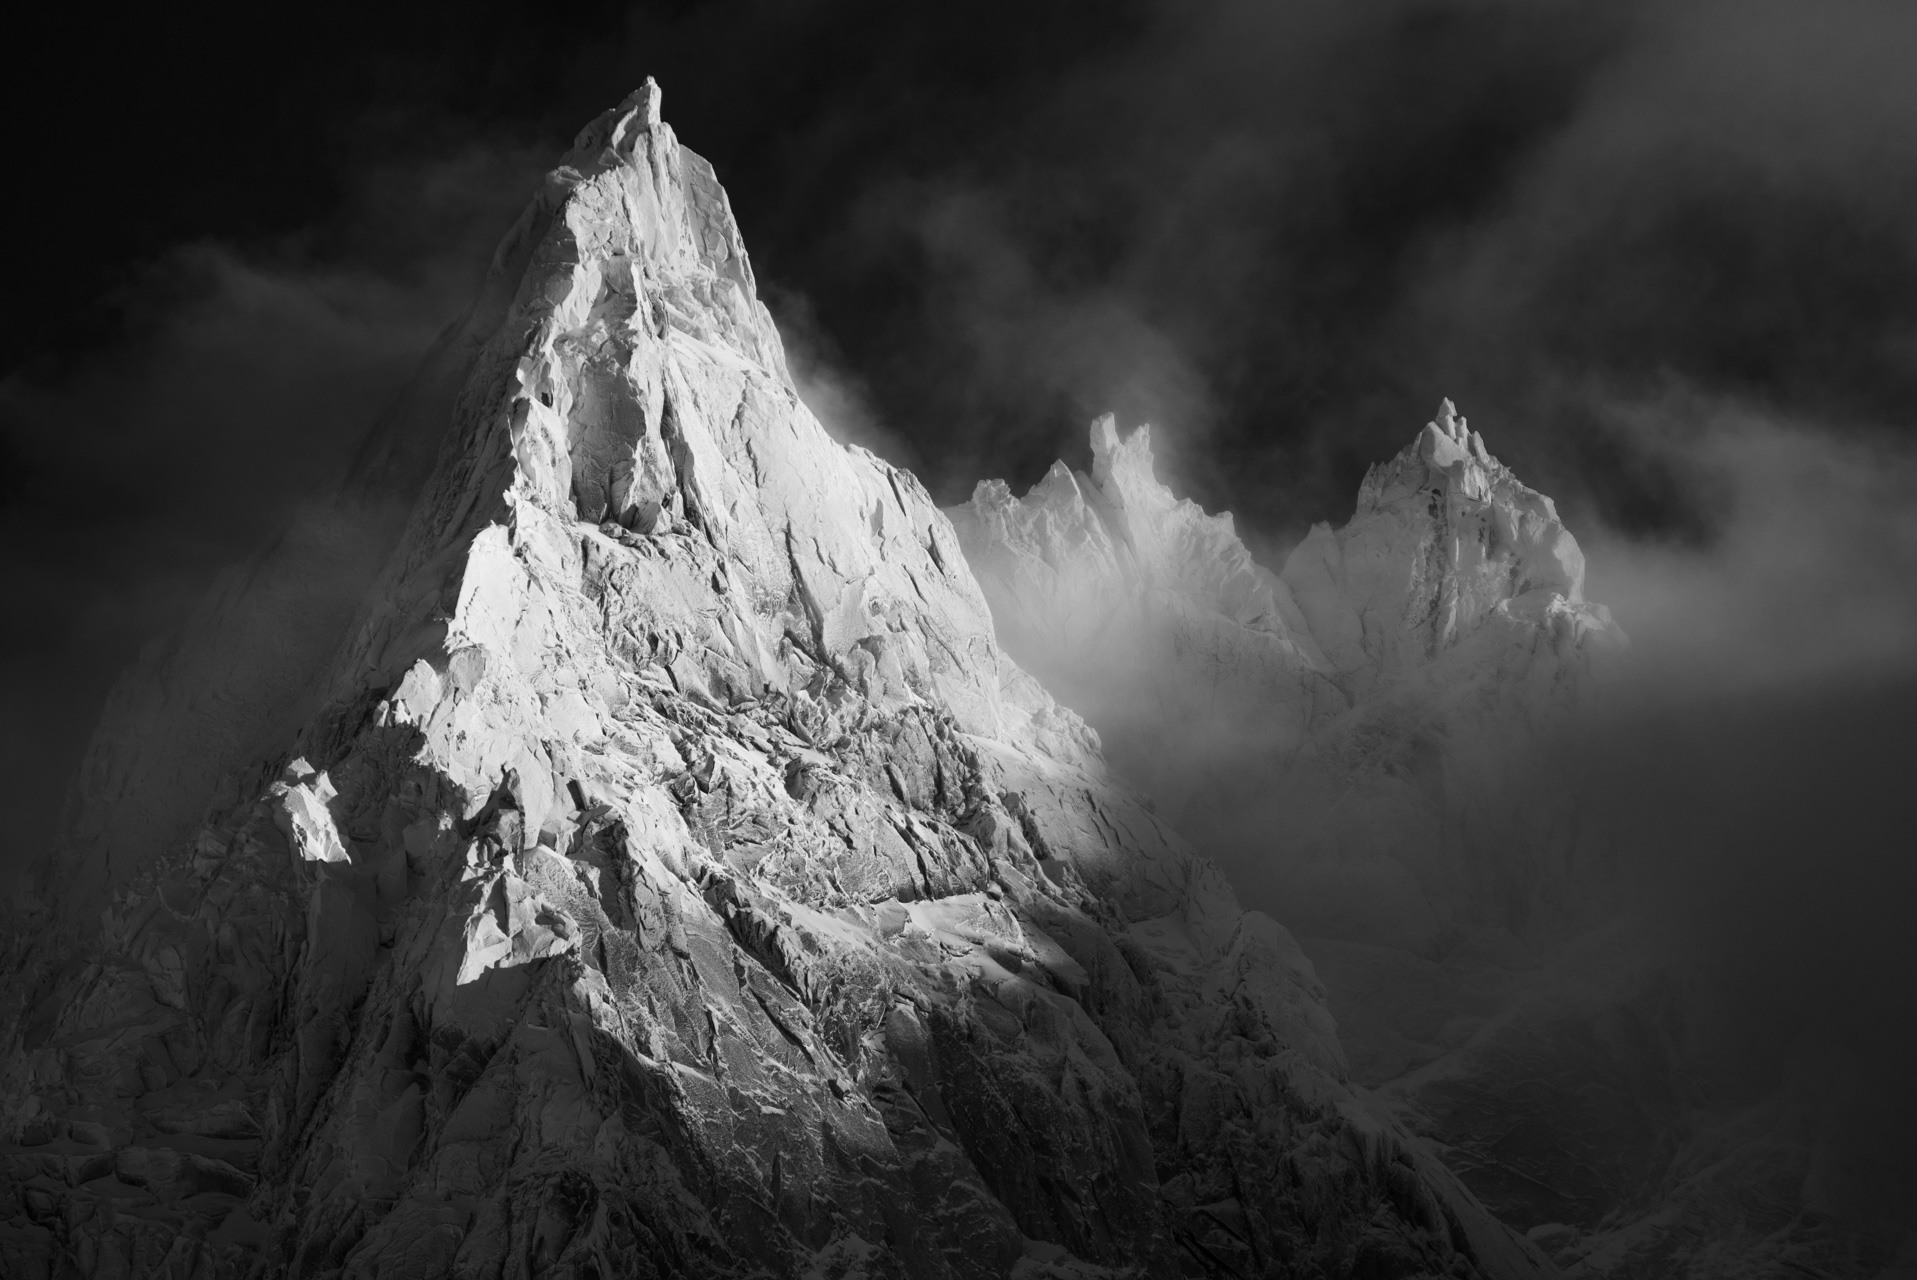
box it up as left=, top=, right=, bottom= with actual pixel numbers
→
left=1281, top=398, right=1623, bottom=706
left=0, top=84, right=1550, bottom=1279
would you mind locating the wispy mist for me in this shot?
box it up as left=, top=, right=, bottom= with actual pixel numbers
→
left=1549, top=418, right=1917, bottom=1243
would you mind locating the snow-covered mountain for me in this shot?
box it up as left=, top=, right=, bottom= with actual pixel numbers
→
left=0, top=84, right=1556, bottom=1280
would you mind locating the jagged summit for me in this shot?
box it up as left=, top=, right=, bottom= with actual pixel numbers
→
left=627, top=76, right=664, bottom=130
left=1285, top=398, right=1622, bottom=696
left=958, top=412, right=1325, bottom=644
left=1, top=88, right=1549, bottom=1280
left=1428, top=396, right=1488, bottom=462
left=952, top=401, right=1620, bottom=728
left=950, top=413, right=1344, bottom=823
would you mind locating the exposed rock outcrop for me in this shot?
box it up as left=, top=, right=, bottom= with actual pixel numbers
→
left=0, top=84, right=1551, bottom=1280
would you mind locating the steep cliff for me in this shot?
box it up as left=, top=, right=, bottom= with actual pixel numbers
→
left=0, top=84, right=1551, bottom=1280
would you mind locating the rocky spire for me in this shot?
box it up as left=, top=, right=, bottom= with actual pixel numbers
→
left=632, top=75, right=663, bottom=129
left=0, top=88, right=1550, bottom=1280
left=1283, top=397, right=1621, bottom=691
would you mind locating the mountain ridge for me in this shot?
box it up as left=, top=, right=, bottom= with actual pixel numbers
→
left=0, top=82, right=1552, bottom=1280
left=948, top=382, right=1899, bottom=1277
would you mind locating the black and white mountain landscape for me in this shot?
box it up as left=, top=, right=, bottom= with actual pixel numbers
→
left=3, top=6, right=1915, bottom=1279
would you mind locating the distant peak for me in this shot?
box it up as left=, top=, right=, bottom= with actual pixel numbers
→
left=1433, top=397, right=1467, bottom=441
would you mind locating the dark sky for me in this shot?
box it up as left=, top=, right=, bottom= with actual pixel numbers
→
left=5, top=0, right=1917, bottom=881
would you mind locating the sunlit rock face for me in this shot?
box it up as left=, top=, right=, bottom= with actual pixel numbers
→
left=0, top=84, right=1553, bottom=1280
left=1282, top=399, right=1619, bottom=703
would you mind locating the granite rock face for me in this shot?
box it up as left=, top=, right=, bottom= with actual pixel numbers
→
left=0, top=85, right=1552, bottom=1280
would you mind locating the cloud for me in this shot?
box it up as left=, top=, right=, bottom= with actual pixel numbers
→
left=652, top=0, right=1917, bottom=549
left=1585, top=402, right=1917, bottom=690
left=1449, top=402, right=1917, bottom=1236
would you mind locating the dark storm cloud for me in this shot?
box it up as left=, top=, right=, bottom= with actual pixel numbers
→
left=708, top=0, right=1632, bottom=523
left=1584, top=406, right=1917, bottom=687
left=1402, top=0, right=1917, bottom=526
left=670, top=0, right=1917, bottom=543
left=1516, top=655, right=1917, bottom=1240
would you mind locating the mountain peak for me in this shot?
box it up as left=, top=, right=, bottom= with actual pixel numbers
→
left=569, top=78, right=670, bottom=164
left=1417, top=394, right=1497, bottom=473
left=624, top=76, right=664, bottom=129
left=1285, top=401, right=1623, bottom=693
left=6, top=94, right=1556, bottom=1280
